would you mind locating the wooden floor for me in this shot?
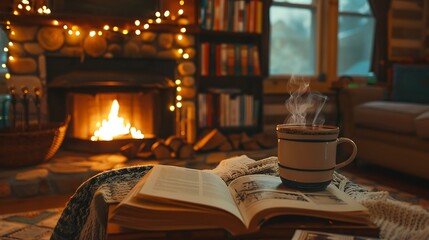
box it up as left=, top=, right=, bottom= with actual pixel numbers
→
left=341, top=161, right=429, bottom=200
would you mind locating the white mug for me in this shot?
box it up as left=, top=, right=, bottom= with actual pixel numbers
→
left=276, top=124, right=357, bottom=191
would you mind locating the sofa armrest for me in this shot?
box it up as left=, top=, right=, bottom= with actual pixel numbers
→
left=339, top=86, right=387, bottom=137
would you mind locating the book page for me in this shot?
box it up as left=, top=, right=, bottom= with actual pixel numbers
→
left=228, top=175, right=369, bottom=228
left=137, top=165, right=243, bottom=222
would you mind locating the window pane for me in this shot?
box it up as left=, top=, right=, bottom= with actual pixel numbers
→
left=339, top=0, right=371, bottom=14
left=337, top=15, right=375, bottom=76
left=269, top=6, right=316, bottom=75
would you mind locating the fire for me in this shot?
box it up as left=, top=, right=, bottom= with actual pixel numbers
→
left=91, top=99, right=144, bottom=141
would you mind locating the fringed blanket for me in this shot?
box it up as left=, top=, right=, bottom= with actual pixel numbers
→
left=50, top=155, right=429, bottom=240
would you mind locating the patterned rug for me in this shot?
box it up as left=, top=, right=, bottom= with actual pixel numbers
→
left=0, top=172, right=427, bottom=239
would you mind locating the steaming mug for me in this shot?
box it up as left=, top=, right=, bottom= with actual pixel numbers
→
left=276, top=124, right=357, bottom=191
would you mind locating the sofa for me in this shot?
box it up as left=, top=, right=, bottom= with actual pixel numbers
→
left=339, top=65, right=429, bottom=180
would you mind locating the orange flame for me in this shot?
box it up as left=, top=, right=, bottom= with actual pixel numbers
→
left=91, top=99, right=144, bottom=141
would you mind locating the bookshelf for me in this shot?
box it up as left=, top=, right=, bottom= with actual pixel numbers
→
left=195, top=0, right=268, bottom=135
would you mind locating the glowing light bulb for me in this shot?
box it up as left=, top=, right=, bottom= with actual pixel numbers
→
left=175, top=79, right=181, bottom=85
left=164, top=11, right=170, bottom=17
left=156, top=18, right=161, bottom=24
left=72, top=25, right=78, bottom=30
left=177, top=34, right=183, bottom=41
left=144, top=23, right=149, bottom=29
left=113, top=26, right=119, bottom=31
left=179, top=0, right=185, bottom=5
left=25, top=5, right=31, bottom=11
left=8, top=56, right=14, bottom=61
left=169, top=105, right=175, bottom=111
left=148, top=19, right=154, bottom=24
left=11, top=31, right=15, bottom=36
left=180, top=27, right=186, bottom=33
left=5, top=73, right=10, bottom=79
left=63, top=25, right=68, bottom=30
left=52, top=20, right=59, bottom=25
left=176, top=95, right=182, bottom=101
left=68, top=30, right=73, bottom=35
left=37, top=8, right=43, bottom=14
left=103, top=25, right=109, bottom=30
left=178, top=48, right=183, bottom=54
left=135, top=29, right=141, bottom=35
left=178, top=9, right=184, bottom=15
left=75, top=30, right=81, bottom=36
left=13, top=10, right=19, bottom=15
left=135, top=20, right=141, bottom=26
left=177, top=86, right=182, bottom=92
left=98, top=31, right=103, bottom=36
left=176, top=102, right=182, bottom=108
left=17, top=4, right=23, bottom=9
left=122, top=29, right=128, bottom=35
left=3, top=47, right=8, bottom=52
left=155, top=11, right=161, bottom=17
left=89, top=31, right=96, bottom=37
left=183, top=53, right=189, bottom=59
left=8, top=42, right=13, bottom=47
left=1, top=64, right=6, bottom=68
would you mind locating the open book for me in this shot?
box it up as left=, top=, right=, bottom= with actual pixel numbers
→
left=110, top=165, right=371, bottom=236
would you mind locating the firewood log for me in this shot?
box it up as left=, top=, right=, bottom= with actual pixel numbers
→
left=227, top=133, right=241, bottom=150
left=120, top=143, right=137, bottom=159
left=193, top=129, right=227, bottom=152
left=165, top=135, right=186, bottom=153
left=177, top=143, right=195, bottom=159
left=253, top=133, right=277, bottom=149
left=151, top=140, right=173, bottom=160
left=218, top=140, right=233, bottom=152
left=240, top=133, right=261, bottom=150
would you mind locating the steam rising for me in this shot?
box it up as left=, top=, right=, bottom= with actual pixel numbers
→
left=284, top=76, right=327, bottom=125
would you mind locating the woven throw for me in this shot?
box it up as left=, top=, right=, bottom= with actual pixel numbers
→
left=50, top=155, right=429, bottom=240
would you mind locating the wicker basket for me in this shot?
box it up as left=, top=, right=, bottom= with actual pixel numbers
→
left=0, top=117, right=70, bottom=168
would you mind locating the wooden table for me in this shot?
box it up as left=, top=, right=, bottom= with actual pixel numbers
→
left=108, top=212, right=379, bottom=240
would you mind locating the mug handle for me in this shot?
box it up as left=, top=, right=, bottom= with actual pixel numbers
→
left=334, top=137, right=357, bottom=170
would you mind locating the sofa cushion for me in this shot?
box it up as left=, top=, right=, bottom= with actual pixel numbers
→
left=415, top=111, right=429, bottom=139
left=391, top=64, right=429, bottom=103
left=354, top=101, right=429, bottom=134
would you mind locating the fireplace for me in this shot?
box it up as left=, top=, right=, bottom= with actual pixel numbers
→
left=46, top=56, right=177, bottom=153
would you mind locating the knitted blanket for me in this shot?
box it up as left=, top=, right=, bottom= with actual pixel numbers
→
left=50, top=155, right=429, bottom=240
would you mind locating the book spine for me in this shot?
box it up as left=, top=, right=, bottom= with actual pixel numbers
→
left=256, top=0, right=263, bottom=33
left=234, top=44, right=241, bottom=76
left=198, top=93, right=207, bottom=127
left=241, top=44, right=248, bottom=76
left=220, top=43, right=228, bottom=76
left=253, top=45, right=261, bottom=76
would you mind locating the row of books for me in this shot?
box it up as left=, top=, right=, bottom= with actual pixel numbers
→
left=200, top=0, right=263, bottom=33
left=200, top=43, right=261, bottom=76
left=198, top=92, right=259, bottom=128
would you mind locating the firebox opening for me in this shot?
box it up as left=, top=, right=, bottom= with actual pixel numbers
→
left=46, top=57, right=177, bottom=153
left=68, top=92, right=156, bottom=141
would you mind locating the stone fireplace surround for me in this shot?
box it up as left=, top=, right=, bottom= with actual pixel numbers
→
left=5, top=23, right=197, bottom=144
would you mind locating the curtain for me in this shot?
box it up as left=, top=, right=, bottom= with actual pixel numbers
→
left=368, top=0, right=392, bottom=82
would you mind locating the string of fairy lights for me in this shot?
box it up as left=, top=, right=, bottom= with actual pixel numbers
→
left=1, top=0, right=190, bottom=115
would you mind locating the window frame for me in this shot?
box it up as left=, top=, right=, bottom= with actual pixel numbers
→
left=266, top=0, right=374, bottom=88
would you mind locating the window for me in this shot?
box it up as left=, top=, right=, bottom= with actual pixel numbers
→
left=269, top=0, right=317, bottom=76
left=269, top=0, right=375, bottom=78
left=337, top=0, right=374, bottom=76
